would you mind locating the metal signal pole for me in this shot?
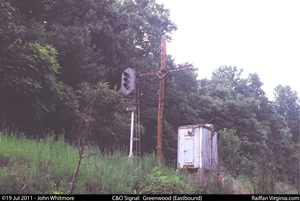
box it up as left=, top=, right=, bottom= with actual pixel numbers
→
left=128, top=109, right=134, bottom=157
left=121, top=68, right=137, bottom=158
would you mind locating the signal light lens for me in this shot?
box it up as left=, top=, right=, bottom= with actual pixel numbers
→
left=123, top=83, right=129, bottom=90
left=123, top=78, right=129, bottom=83
left=124, top=72, right=130, bottom=78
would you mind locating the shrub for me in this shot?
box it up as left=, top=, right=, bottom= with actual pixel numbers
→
left=218, top=128, right=253, bottom=177
left=196, top=169, right=235, bottom=194
left=250, top=160, right=276, bottom=193
left=0, top=153, right=10, bottom=166
left=137, top=166, right=190, bottom=194
left=0, top=167, right=19, bottom=193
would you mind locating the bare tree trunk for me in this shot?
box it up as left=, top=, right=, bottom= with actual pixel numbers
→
left=69, top=99, right=99, bottom=194
left=70, top=147, right=84, bottom=194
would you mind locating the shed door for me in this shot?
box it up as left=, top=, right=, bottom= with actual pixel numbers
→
left=183, top=134, right=194, bottom=168
left=201, top=128, right=211, bottom=169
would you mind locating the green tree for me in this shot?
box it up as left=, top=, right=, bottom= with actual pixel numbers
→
left=195, top=66, right=293, bottom=180
left=75, top=81, right=129, bottom=148
left=9, top=0, right=177, bottom=87
left=218, top=128, right=253, bottom=177
left=0, top=0, right=65, bottom=134
left=273, top=85, right=300, bottom=186
left=273, top=85, right=300, bottom=143
left=5, top=0, right=178, bottom=153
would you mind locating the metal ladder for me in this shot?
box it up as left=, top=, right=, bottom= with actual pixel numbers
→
left=133, top=83, right=141, bottom=159
left=133, top=103, right=141, bottom=159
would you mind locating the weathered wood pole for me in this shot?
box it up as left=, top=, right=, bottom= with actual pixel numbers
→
left=157, top=35, right=167, bottom=164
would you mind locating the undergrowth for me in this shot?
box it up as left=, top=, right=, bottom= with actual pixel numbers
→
left=0, top=131, right=203, bottom=194
left=3, top=130, right=296, bottom=194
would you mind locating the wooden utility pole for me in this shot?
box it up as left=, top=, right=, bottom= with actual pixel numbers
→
left=136, top=35, right=193, bottom=164
left=157, top=35, right=167, bottom=164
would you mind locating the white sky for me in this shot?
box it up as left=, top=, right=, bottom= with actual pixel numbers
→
left=156, top=0, right=300, bottom=100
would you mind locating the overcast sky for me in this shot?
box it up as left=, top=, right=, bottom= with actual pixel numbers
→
left=156, top=0, right=300, bottom=100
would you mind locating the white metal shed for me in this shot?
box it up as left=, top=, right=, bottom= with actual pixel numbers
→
left=177, top=124, right=217, bottom=170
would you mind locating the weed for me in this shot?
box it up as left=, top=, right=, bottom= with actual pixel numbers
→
left=1, top=130, right=298, bottom=194
left=137, top=166, right=195, bottom=194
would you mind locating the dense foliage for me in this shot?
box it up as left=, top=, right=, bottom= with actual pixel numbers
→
left=1, top=0, right=300, bottom=192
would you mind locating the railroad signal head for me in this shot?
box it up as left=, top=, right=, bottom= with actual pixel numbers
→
left=121, top=68, right=135, bottom=95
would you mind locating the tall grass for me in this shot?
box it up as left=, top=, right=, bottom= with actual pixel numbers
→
left=0, top=131, right=206, bottom=194
left=0, top=131, right=76, bottom=193
left=3, top=130, right=300, bottom=194
left=8, top=130, right=299, bottom=194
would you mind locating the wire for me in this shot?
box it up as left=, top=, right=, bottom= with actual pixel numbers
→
left=167, top=91, right=299, bottom=153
